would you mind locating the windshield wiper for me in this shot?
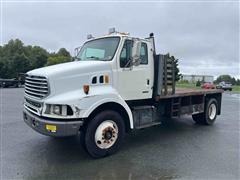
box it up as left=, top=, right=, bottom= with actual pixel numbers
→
left=84, top=56, right=109, bottom=61
left=86, top=56, right=100, bottom=60
left=75, top=57, right=81, bottom=61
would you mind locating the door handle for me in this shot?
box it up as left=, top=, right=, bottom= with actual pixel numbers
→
left=147, top=79, right=150, bottom=85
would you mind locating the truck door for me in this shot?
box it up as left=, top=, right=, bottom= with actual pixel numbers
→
left=117, top=39, right=152, bottom=100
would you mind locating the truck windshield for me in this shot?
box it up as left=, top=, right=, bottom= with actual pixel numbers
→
left=77, top=37, right=120, bottom=61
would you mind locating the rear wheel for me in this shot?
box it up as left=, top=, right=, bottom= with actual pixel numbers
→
left=80, top=110, right=125, bottom=158
left=192, top=98, right=218, bottom=125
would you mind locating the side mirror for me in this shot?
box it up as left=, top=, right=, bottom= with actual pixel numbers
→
left=74, top=46, right=81, bottom=56
left=132, top=39, right=141, bottom=66
left=74, top=46, right=82, bottom=60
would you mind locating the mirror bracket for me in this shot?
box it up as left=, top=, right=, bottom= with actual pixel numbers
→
left=131, top=39, right=141, bottom=67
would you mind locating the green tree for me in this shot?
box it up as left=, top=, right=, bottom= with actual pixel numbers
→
left=0, top=39, right=26, bottom=78
left=30, top=46, right=49, bottom=69
left=236, top=79, right=240, bottom=85
left=4, top=39, right=24, bottom=56
left=174, top=58, right=181, bottom=82
left=0, top=57, right=9, bottom=78
left=57, top=48, right=71, bottom=57
left=46, top=48, right=72, bottom=66
left=46, top=56, right=71, bottom=66
left=11, top=53, right=30, bottom=78
left=196, top=80, right=201, bottom=87
left=0, top=39, right=73, bottom=78
left=168, top=55, right=181, bottom=82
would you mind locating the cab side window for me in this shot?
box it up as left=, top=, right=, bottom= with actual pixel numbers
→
left=140, top=43, right=148, bottom=65
left=120, top=40, right=132, bottom=68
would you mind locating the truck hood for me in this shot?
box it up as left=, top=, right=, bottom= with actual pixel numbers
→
left=27, top=60, right=113, bottom=96
left=27, top=61, right=111, bottom=78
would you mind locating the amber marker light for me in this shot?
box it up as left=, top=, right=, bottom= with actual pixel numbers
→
left=83, top=85, right=89, bottom=94
left=104, top=75, right=109, bottom=84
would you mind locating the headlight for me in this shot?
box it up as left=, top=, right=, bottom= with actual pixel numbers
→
left=53, top=105, right=61, bottom=115
left=45, top=104, right=73, bottom=116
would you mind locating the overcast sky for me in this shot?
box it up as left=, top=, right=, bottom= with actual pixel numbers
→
left=1, top=1, right=239, bottom=78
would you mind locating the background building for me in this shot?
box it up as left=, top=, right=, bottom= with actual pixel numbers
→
left=181, top=74, right=214, bottom=83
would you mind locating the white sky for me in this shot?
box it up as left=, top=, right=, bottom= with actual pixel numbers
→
left=1, top=1, right=239, bottom=78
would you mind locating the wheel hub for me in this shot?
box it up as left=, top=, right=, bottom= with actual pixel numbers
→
left=95, top=120, right=118, bottom=149
left=209, top=103, right=217, bottom=120
left=104, top=129, right=113, bottom=140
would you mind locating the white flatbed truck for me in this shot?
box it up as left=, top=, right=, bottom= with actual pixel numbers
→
left=23, top=29, right=223, bottom=158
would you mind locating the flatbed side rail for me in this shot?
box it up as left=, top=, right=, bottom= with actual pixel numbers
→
left=156, top=89, right=223, bottom=100
left=155, top=89, right=223, bottom=118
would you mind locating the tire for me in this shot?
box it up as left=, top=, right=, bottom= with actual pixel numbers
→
left=192, top=98, right=218, bottom=125
left=80, top=110, right=125, bottom=158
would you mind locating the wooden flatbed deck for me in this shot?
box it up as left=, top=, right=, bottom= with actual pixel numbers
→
left=157, top=88, right=223, bottom=100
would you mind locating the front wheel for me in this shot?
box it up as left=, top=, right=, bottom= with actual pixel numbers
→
left=81, top=110, right=125, bottom=158
left=192, top=98, right=218, bottom=125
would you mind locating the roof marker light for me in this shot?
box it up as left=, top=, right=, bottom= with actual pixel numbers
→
left=109, top=28, right=116, bottom=34
left=87, top=34, right=93, bottom=39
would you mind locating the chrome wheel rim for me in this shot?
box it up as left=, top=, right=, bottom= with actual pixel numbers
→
left=208, top=103, right=217, bottom=120
left=95, top=120, right=118, bottom=149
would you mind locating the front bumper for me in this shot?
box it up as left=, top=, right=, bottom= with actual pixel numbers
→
left=23, top=109, right=83, bottom=137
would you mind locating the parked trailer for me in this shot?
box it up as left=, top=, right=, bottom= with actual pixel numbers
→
left=0, top=78, right=21, bottom=88
left=0, top=73, right=25, bottom=88
left=23, top=29, right=223, bottom=158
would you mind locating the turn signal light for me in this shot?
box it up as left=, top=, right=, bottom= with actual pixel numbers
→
left=83, top=85, right=89, bottom=94
left=104, top=75, right=109, bottom=84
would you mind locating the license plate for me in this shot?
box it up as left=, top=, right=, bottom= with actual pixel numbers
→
left=46, top=124, right=57, bottom=132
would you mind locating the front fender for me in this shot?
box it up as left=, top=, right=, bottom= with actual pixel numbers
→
left=43, top=86, right=134, bottom=129
left=80, top=95, right=134, bottom=129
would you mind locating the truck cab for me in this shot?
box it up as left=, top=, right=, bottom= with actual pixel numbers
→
left=23, top=29, right=222, bottom=158
left=75, top=33, right=154, bottom=101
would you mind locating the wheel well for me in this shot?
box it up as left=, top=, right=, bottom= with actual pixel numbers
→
left=206, top=93, right=222, bottom=115
left=83, top=102, right=131, bottom=133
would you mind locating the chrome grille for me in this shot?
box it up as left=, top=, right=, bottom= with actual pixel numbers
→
left=24, top=75, right=49, bottom=99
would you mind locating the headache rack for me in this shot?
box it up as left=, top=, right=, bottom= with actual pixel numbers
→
left=24, top=75, right=49, bottom=99
left=153, top=53, right=176, bottom=98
